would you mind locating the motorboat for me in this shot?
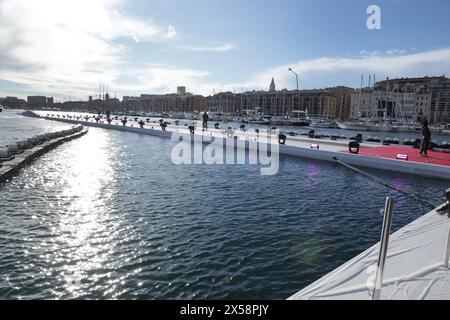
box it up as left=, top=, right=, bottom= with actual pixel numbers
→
left=337, top=121, right=370, bottom=131
left=248, top=115, right=271, bottom=125
left=310, top=120, right=337, bottom=129
left=270, top=117, right=294, bottom=126
left=169, top=112, right=186, bottom=119
left=289, top=110, right=310, bottom=127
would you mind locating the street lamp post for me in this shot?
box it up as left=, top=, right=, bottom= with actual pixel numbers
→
left=288, top=68, right=299, bottom=91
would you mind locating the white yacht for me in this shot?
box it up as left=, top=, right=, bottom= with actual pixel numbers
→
left=248, top=115, right=271, bottom=125
left=337, top=121, right=371, bottom=131
left=288, top=110, right=310, bottom=127
left=310, top=120, right=337, bottom=129
left=169, top=112, right=186, bottom=119
left=270, top=117, right=293, bottom=126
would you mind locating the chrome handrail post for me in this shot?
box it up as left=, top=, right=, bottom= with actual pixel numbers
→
left=373, top=197, right=395, bottom=300
left=444, top=224, right=450, bottom=269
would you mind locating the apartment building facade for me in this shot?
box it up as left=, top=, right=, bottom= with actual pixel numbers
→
left=350, top=76, right=449, bottom=123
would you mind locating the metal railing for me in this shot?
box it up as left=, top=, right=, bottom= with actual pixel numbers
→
left=372, top=197, right=395, bottom=300
left=372, top=196, right=450, bottom=300
left=444, top=224, right=450, bottom=269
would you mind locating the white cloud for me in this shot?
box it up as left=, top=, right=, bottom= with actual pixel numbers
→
left=359, top=50, right=380, bottom=57
left=385, top=48, right=407, bottom=55
left=0, top=0, right=174, bottom=97
left=176, top=43, right=235, bottom=52
left=242, top=48, right=450, bottom=91
left=0, top=0, right=449, bottom=100
left=167, top=25, right=177, bottom=39
left=116, top=65, right=211, bottom=95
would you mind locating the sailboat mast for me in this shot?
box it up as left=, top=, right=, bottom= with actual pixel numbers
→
left=359, top=75, right=363, bottom=119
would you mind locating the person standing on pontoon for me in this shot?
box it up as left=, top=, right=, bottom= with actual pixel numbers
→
left=420, top=120, right=431, bottom=157
left=202, top=111, right=209, bottom=131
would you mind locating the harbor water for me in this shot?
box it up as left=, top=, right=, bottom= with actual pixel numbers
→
left=0, top=109, right=448, bottom=299
left=0, top=110, right=70, bottom=146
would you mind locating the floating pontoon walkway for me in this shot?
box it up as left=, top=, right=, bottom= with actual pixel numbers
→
left=29, top=111, right=450, bottom=180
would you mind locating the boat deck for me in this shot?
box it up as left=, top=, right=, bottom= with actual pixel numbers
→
left=289, top=204, right=450, bottom=300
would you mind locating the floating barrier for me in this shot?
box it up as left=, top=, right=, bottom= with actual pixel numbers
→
left=367, top=136, right=381, bottom=143
left=7, top=143, right=22, bottom=155
left=382, top=137, right=400, bottom=145
left=16, top=140, right=32, bottom=150
left=0, top=125, right=87, bottom=182
left=0, top=148, right=12, bottom=160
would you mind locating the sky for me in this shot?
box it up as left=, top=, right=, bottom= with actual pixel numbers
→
left=0, top=0, right=450, bottom=101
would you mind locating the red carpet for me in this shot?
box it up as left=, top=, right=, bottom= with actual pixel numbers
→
left=342, top=146, right=450, bottom=167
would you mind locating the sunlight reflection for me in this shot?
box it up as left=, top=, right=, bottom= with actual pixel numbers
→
left=53, top=129, right=116, bottom=296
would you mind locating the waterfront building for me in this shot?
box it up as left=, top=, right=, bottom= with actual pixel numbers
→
left=27, top=96, right=49, bottom=109
left=123, top=93, right=207, bottom=114
left=204, top=80, right=354, bottom=118
left=350, top=76, right=450, bottom=123
left=206, top=88, right=343, bottom=119
left=350, top=89, right=420, bottom=122
left=177, top=86, right=186, bottom=96
left=0, top=96, right=27, bottom=108
left=326, top=86, right=355, bottom=119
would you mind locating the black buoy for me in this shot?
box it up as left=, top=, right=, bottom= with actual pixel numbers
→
left=279, top=133, right=287, bottom=145
left=107, top=118, right=112, bottom=124
left=138, top=120, right=145, bottom=128
left=349, top=141, right=360, bottom=154
left=355, top=133, right=363, bottom=143
left=214, top=123, right=219, bottom=129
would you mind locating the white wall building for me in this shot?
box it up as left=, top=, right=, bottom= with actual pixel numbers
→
left=351, top=83, right=433, bottom=122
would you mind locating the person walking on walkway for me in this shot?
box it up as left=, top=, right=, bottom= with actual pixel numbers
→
left=202, top=111, right=209, bottom=131
left=420, top=120, right=431, bottom=157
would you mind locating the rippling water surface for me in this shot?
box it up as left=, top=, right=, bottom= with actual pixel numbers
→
left=0, top=110, right=70, bottom=146
left=0, top=109, right=448, bottom=299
